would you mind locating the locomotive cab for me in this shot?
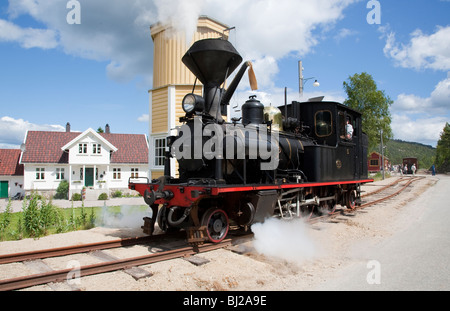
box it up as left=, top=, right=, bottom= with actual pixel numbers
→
left=282, top=99, right=368, bottom=182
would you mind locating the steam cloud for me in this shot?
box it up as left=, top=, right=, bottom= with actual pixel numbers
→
left=153, top=0, right=205, bottom=44
left=251, top=218, right=316, bottom=263
left=97, top=205, right=152, bottom=229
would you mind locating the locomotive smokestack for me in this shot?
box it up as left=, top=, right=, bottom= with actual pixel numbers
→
left=182, top=38, right=243, bottom=122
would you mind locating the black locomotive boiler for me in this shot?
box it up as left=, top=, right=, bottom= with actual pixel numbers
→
left=129, top=38, right=373, bottom=243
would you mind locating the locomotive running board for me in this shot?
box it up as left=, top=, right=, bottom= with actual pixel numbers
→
left=209, top=178, right=374, bottom=195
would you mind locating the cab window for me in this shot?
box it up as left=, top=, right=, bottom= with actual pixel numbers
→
left=315, top=110, right=332, bottom=137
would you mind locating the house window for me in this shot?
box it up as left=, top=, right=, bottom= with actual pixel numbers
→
left=36, top=168, right=45, bottom=180
left=370, top=159, right=379, bottom=166
left=79, top=143, right=87, bottom=154
left=154, top=138, right=166, bottom=167
left=56, top=168, right=65, bottom=180
left=131, top=168, right=139, bottom=179
left=113, top=168, right=121, bottom=180
left=93, top=143, right=101, bottom=154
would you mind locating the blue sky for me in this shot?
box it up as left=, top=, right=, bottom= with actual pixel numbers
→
left=0, top=0, right=449, bottom=148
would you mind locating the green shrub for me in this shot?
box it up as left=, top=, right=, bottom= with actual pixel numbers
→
left=0, top=199, right=13, bottom=240
left=22, top=194, right=43, bottom=237
left=54, top=180, right=69, bottom=199
left=98, top=193, right=108, bottom=200
left=111, top=190, right=123, bottom=198
left=72, top=193, right=82, bottom=201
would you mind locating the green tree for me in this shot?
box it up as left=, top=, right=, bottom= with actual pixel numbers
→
left=436, top=122, right=450, bottom=173
left=343, top=72, right=393, bottom=150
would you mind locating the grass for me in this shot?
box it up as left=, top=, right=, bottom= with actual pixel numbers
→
left=0, top=194, right=148, bottom=242
left=370, top=171, right=392, bottom=181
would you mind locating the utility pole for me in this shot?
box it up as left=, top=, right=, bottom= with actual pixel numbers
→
left=299, top=60, right=304, bottom=97
left=380, top=129, right=385, bottom=180
left=298, top=60, right=319, bottom=98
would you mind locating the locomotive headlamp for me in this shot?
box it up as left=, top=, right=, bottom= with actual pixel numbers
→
left=182, top=93, right=204, bottom=114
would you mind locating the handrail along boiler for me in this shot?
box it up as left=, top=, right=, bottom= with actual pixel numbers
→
left=129, top=38, right=373, bottom=243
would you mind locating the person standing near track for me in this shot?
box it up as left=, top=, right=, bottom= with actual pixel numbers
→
left=411, top=163, right=416, bottom=175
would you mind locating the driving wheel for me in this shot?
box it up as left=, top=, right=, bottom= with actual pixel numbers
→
left=201, top=208, right=229, bottom=243
left=346, top=189, right=357, bottom=210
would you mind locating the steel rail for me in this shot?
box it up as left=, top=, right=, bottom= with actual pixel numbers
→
left=309, top=176, right=424, bottom=223
left=0, top=232, right=185, bottom=265
left=359, top=176, right=424, bottom=209
left=360, top=177, right=405, bottom=198
left=0, top=239, right=232, bottom=291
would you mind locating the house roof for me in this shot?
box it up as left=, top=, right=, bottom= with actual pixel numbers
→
left=21, top=131, right=148, bottom=164
left=103, top=133, right=148, bottom=164
left=0, top=149, right=24, bottom=176
left=61, top=128, right=118, bottom=152
left=21, top=131, right=76, bottom=164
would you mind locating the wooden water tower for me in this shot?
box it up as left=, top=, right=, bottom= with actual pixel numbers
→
left=149, top=16, right=231, bottom=179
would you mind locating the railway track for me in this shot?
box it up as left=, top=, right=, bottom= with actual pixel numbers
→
left=0, top=232, right=187, bottom=265
left=0, top=237, right=234, bottom=291
left=359, top=176, right=424, bottom=208
left=309, top=176, right=424, bottom=223
left=0, top=176, right=424, bottom=291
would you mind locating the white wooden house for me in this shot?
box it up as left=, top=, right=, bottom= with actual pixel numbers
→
left=19, top=124, right=149, bottom=199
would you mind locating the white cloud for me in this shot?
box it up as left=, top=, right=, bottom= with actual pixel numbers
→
left=430, top=75, right=450, bottom=110
left=334, top=28, right=358, bottom=43
left=383, top=26, right=450, bottom=71
left=3, top=0, right=356, bottom=90
left=248, top=56, right=279, bottom=90
left=394, top=93, right=430, bottom=114
left=391, top=76, right=450, bottom=146
left=380, top=24, right=450, bottom=146
left=391, top=114, right=446, bottom=147
left=202, top=0, right=355, bottom=58
left=392, top=76, right=450, bottom=115
left=5, top=0, right=157, bottom=86
left=0, top=19, right=58, bottom=49
left=0, top=116, right=64, bottom=148
left=137, top=114, right=149, bottom=122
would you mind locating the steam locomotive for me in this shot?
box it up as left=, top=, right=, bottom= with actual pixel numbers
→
left=129, top=38, right=372, bottom=243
